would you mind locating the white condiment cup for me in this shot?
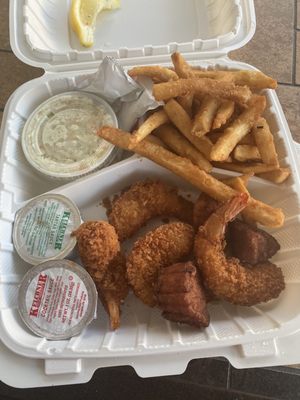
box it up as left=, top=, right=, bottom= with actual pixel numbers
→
left=13, top=193, right=82, bottom=265
left=18, top=260, right=98, bottom=340
left=21, top=91, right=118, bottom=180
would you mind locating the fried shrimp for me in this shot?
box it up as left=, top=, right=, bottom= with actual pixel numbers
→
left=194, top=194, right=285, bottom=306
left=72, top=221, right=128, bottom=330
left=108, top=180, right=193, bottom=241
left=127, top=222, right=194, bottom=307
left=193, top=192, right=219, bottom=228
left=99, top=252, right=129, bottom=330
left=72, top=221, right=120, bottom=280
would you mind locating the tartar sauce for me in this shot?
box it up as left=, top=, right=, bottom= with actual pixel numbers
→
left=22, top=92, right=118, bottom=180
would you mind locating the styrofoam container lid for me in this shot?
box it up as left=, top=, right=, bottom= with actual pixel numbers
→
left=10, top=0, right=256, bottom=71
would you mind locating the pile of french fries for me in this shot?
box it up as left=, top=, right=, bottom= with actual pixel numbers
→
left=98, top=52, right=289, bottom=228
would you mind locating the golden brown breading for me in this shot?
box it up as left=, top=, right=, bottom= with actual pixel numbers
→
left=72, top=221, right=128, bottom=330
left=98, top=253, right=129, bottom=330
left=72, top=221, right=120, bottom=281
left=194, top=194, right=285, bottom=306
left=108, top=180, right=193, bottom=241
left=193, top=192, right=219, bottom=228
left=127, top=222, right=194, bottom=307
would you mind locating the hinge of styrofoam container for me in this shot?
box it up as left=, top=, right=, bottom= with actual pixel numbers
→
left=239, top=339, right=277, bottom=358
left=45, top=359, right=82, bottom=375
left=294, top=142, right=300, bottom=165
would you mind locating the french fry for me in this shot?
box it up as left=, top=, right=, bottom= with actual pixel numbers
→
left=171, top=52, right=191, bottom=78
left=163, top=99, right=213, bottom=159
left=192, top=98, right=202, bottom=115
left=129, top=109, right=169, bottom=148
left=163, top=99, right=192, bottom=136
left=239, top=133, right=255, bottom=145
left=98, top=126, right=284, bottom=228
left=210, top=95, right=266, bottom=162
left=223, top=173, right=254, bottom=187
left=208, top=130, right=225, bottom=144
left=192, top=95, right=220, bottom=137
left=154, top=124, right=212, bottom=172
left=212, top=100, right=235, bottom=130
left=128, top=66, right=178, bottom=82
left=253, top=117, right=279, bottom=166
left=244, top=197, right=283, bottom=228
left=177, top=93, right=194, bottom=117
left=195, top=136, right=214, bottom=160
left=213, top=161, right=278, bottom=174
left=146, top=134, right=168, bottom=148
left=153, top=78, right=252, bottom=105
left=170, top=53, right=277, bottom=90
left=171, top=53, right=194, bottom=117
left=225, top=176, right=250, bottom=194
left=233, top=145, right=262, bottom=162
left=190, top=69, right=277, bottom=89
left=239, top=172, right=254, bottom=186
left=257, top=168, right=291, bottom=184
left=209, top=130, right=254, bottom=146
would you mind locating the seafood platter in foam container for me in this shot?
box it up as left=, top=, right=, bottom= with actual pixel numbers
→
left=2, top=0, right=300, bottom=388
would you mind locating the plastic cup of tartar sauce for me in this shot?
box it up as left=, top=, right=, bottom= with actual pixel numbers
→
left=21, top=91, right=118, bottom=180
left=13, top=193, right=82, bottom=265
left=18, top=260, right=98, bottom=340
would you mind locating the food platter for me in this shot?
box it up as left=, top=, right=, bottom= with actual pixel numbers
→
left=2, top=0, right=300, bottom=388
left=1, top=156, right=300, bottom=386
left=1, top=151, right=300, bottom=354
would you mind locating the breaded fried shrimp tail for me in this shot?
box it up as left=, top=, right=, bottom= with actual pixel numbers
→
left=72, top=221, right=128, bottom=330
left=99, top=252, right=129, bottom=330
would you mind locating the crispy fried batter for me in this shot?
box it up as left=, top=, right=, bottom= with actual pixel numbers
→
left=72, top=221, right=120, bottom=280
left=108, top=180, right=193, bottom=241
left=127, top=222, right=194, bottom=307
left=193, top=192, right=219, bottom=228
left=98, top=252, right=129, bottom=330
left=72, top=221, right=128, bottom=330
left=194, top=194, right=285, bottom=306
left=156, top=262, right=210, bottom=328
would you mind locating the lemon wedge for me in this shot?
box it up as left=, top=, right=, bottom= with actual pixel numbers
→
left=70, top=0, right=120, bottom=47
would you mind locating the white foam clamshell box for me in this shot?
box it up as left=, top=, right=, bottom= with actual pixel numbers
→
left=2, top=0, right=300, bottom=388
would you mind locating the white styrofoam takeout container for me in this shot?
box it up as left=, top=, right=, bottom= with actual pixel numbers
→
left=2, top=0, right=300, bottom=387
